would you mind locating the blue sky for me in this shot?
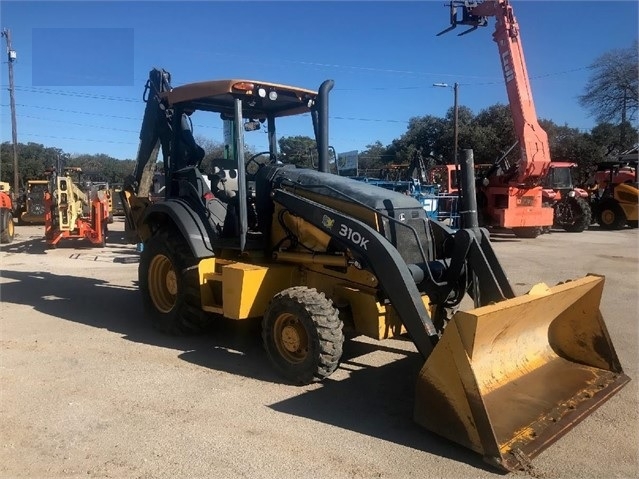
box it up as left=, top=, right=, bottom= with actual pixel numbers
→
left=1, top=0, right=637, bottom=161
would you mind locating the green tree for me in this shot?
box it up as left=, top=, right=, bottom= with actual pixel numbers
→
left=0, top=142, right=64, bottom=188
left=469, top=104, right=516, bottom=164
left=358, top=141, right=392, bottom=173
left=59, top=153, right=136, bottom=184
left=387, top=115, right=449, bottom=165
left=539, top=121, right=601, bottom=184
left=195, top=136, right=227, bottom=173
left=278, top=136, right=317, bottom=167
left=587, top=122, right=639, bottom=157
left=441, top=105, right=475, bottom=163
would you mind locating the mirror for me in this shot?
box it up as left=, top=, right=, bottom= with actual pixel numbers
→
left=244, top=119, right=261, bottom=132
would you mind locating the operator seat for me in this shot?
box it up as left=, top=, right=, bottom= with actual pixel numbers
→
left=209, top=166, right=238, bottom=203
left=207, top=162, right=242, bottom=237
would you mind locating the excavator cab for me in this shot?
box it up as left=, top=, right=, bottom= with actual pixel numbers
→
left=123, top=68, right=629, bottom=472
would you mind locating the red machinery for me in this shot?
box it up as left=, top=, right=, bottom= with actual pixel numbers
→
left=0, top=182, right=15, bottom=244
left=44, top=167, right=108, bottom=247
left=541, top=162, right=591, bottom=232
left=438, top=0, right=556, bottom=238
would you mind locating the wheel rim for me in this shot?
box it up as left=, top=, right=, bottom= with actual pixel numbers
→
left=273, top=313, right=309, bottom=364
left=7, top=217, right=14, bottom=238
left=601, top=209, right=615, bottom=225
left=148, top=254, right=178, bottom=313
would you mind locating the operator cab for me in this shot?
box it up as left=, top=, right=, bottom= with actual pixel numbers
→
left=544, top=162, right=577, bottom=191
left=145, top=77, right=332, bottom=252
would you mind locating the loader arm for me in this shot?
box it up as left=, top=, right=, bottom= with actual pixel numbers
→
left=273, top=188, right=439, bottom=358
left=273, top=183, right=518, bottom=360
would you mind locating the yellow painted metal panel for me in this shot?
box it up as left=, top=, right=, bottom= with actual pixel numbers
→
left=334, top=285, right=421, bottom=340
left=222, top=262, right=298, bottom=320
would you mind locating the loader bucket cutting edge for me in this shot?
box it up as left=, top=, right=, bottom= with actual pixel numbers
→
left=414, top=274, right=630, bottom=472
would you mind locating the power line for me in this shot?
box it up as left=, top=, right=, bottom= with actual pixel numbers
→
left=10, top=85, right=139, bottom=102
left=331, top=115, right=407, bottom=124
left=1, top=103, right=409, bottom=126
left=5, top=103, right=140, bottom=120
left=0, top=62, right=591, bottom=99
left=16, top=132, right=138, bottom=145
left=17, top=114, right=140, bottom=133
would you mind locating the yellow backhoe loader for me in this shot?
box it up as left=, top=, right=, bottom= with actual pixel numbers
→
left=121, top=68, right=629, bottom=472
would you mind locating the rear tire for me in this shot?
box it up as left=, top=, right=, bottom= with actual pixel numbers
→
left=562, top=196, right=592, bottom=232
left=597, top=201, right=627, bottom=230
left=262, top=287, right=344, bottom=385
left=0, top=209, right=14, bottom=243
left=138, top=226, right=211, bottom=334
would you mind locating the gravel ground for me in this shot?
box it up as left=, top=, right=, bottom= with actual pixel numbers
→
left=1, top=218, right=637, bottom=479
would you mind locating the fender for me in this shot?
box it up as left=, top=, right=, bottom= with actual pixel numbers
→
left=142, top=198, right=216, bottom=258
left=573, top=187, right=590, bottom=198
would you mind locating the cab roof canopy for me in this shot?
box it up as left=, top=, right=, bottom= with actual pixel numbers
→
left=161, top=79, right=318, bottom=119
left=595, top=160, right=638, bottom=171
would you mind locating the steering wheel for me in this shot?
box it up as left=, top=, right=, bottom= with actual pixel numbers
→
left=245, top=151, right=274, bottom=181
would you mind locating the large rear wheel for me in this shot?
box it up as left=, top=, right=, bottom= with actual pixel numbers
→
left=138, top=227, right=211, bottom=334
left=562, top=196, right=592, bottom=232
left=262, top=287, right=344, bottom=385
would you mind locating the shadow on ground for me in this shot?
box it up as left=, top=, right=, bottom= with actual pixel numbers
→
left=0, top=267, right=497, bottom=473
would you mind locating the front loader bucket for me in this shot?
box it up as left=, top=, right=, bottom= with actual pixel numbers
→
left=414, top=274, right=630, bottom=472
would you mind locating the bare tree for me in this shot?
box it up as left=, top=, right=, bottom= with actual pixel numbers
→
left=579, top=41, right=639, bottom=126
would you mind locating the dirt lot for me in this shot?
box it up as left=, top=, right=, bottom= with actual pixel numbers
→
left=1, top=219, right=637, bottom=479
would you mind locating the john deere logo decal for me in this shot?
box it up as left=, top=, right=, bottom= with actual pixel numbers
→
left=322, top=215, right=335, bottom=229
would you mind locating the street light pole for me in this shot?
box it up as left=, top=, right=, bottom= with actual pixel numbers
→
left=433, top=82, right=459, bottom=168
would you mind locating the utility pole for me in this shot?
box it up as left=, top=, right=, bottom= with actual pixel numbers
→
left=1, top=28, right=19, bottom=196
left=452, top=82, right=459, bottom=168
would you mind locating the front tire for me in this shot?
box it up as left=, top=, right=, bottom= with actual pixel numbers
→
left=138, top=226, right=211, bottom=334
left=262, top=287, right=344, bottom=385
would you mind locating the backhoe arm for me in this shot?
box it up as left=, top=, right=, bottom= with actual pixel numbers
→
left=121, top=68, right=173, bottom=242
left=127, top=68, right=173, bottom=197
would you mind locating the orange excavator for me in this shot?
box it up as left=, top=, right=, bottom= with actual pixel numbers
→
left=438, top=0, right=574, bottom=238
